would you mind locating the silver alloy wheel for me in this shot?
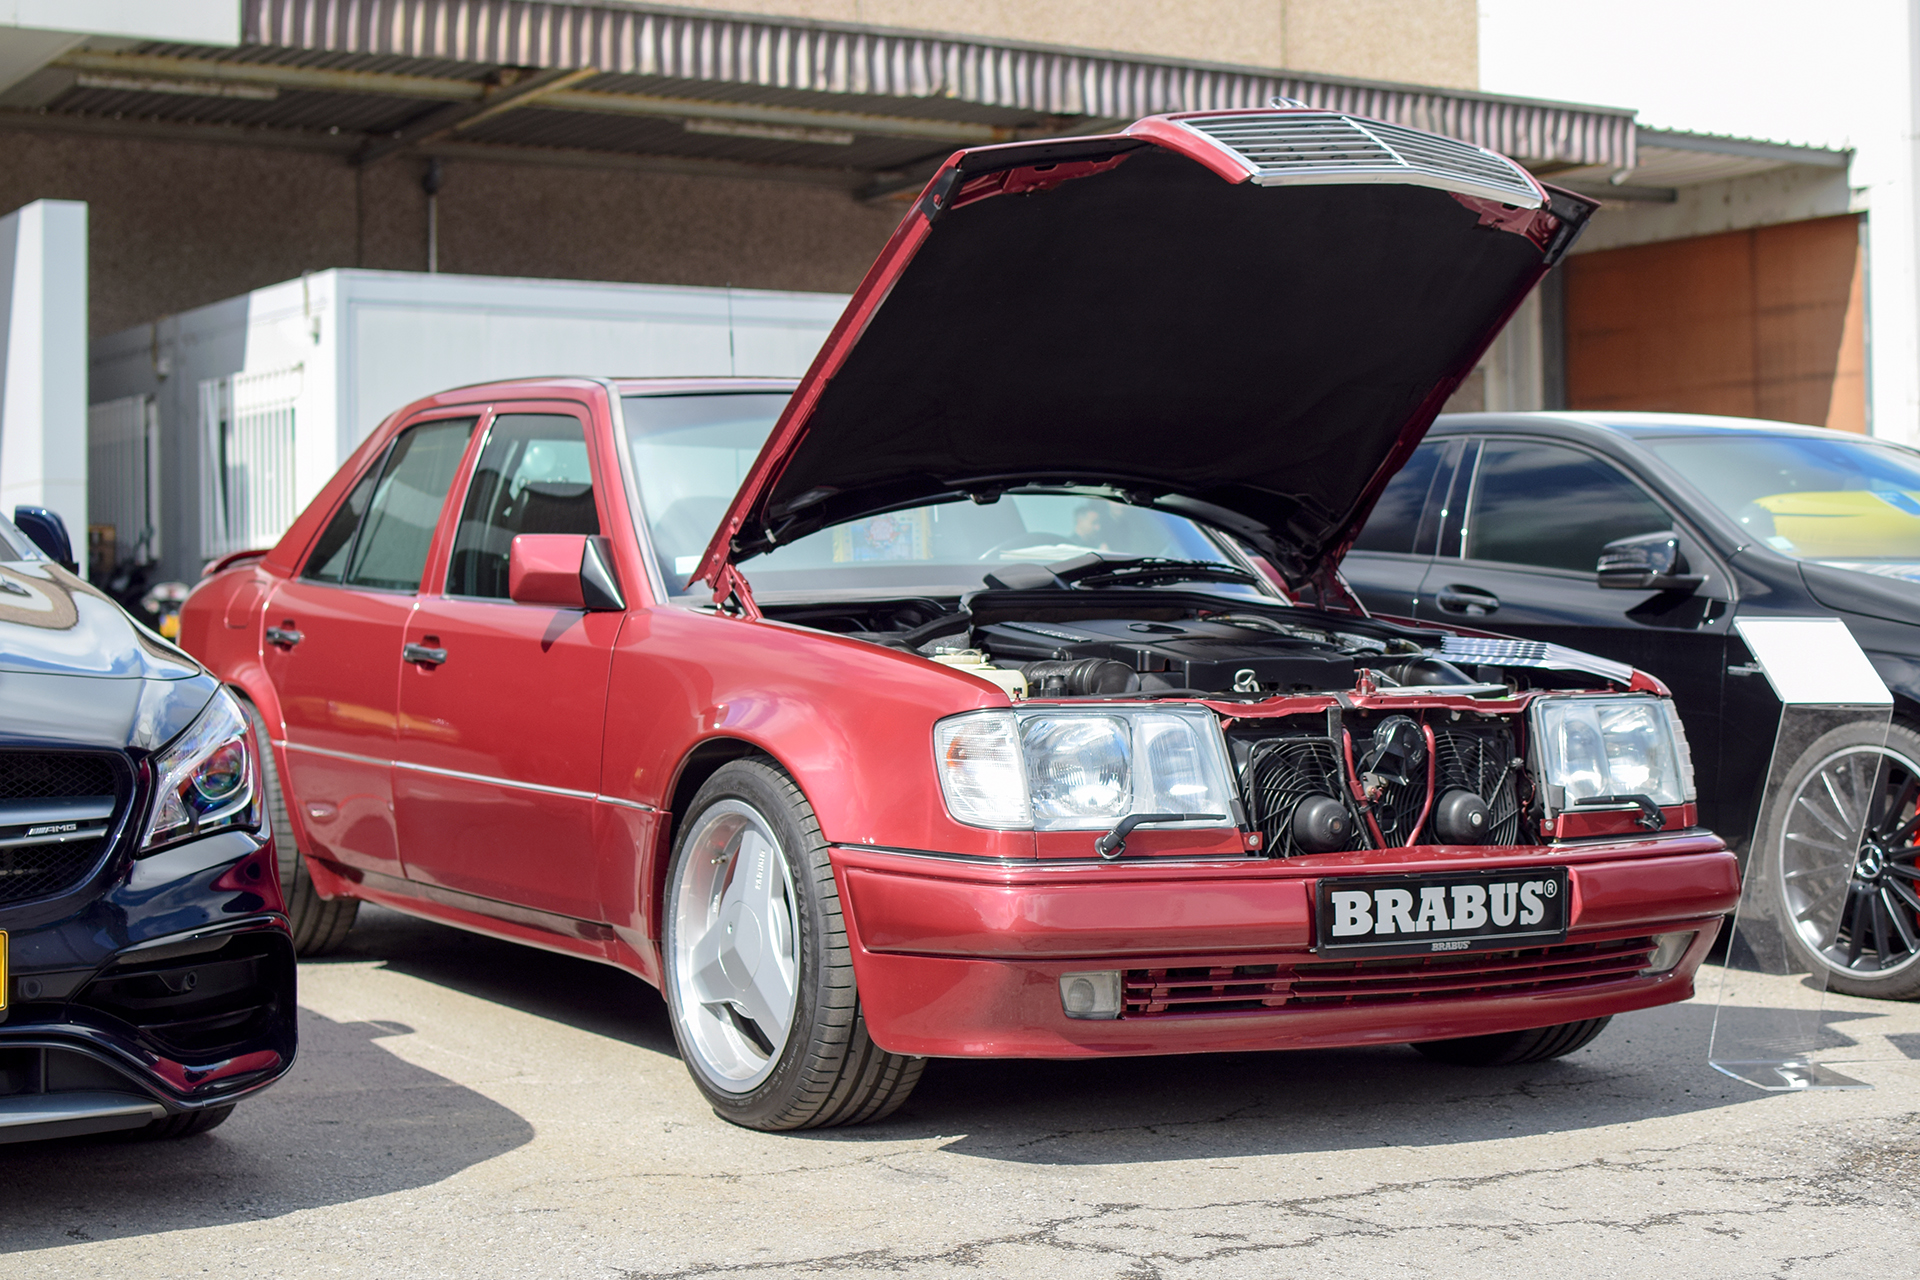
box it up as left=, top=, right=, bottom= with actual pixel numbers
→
left=669, top=799, right=801, bottom=1092
left=1777, top=743, right=1920, bottom=978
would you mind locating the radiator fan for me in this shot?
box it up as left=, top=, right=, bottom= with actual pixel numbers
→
left=1245, top=736, right=1369, bottom=857
left=1431, top=726, right=1522, bottom=845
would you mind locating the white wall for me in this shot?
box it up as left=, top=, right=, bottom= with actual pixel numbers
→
left=0, top=199, right=87, bottom=542
left=0, top=1, right=238, bottom=44
left=1479, top=0, right=1917, bottom=442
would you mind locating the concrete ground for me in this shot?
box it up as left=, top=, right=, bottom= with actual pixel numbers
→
left=5, top=904, right=1918, bottom=1278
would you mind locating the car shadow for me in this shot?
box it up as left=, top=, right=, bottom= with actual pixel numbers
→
left=307, top=905, right=680, bottom=1056
left=0, top=1006, right=534, bottom=1249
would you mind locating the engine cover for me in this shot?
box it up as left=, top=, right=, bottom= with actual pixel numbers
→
left=980, top=619, right=1355, bottom=694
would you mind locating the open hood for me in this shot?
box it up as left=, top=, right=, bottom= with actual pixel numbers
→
left=695, top=110, right=1596, bottom=595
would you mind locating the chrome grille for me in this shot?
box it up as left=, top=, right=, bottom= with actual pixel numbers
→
left=1124, top=936, right=1656, bottom=1017
left=1180, top=112, right=1542, bottom=208
left=0, top=752, right=125, bottom=905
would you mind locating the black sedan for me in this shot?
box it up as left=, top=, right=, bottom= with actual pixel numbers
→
left=1343, top=412, right=1920, bottom=1000
left=2, top=509, right=295, bottom=1143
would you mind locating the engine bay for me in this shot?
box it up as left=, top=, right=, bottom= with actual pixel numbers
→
left=761, top=573, right=1648, bottom=856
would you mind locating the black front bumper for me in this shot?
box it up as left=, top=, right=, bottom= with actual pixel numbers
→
left=3, top=830, right=298, bottom=1143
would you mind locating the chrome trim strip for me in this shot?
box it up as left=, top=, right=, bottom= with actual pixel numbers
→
left=830, top=844, right=1261, bottom=869
left=277, top=740, right=655, bottom=810
left=0, top=823, right=110, bottom=850
left=0, top=1092, right=166, bottom=1132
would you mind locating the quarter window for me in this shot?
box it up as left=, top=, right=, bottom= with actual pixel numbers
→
left=1465, top=441, right=1671, bottom=572
left=447, top=413, right=600, bottom=599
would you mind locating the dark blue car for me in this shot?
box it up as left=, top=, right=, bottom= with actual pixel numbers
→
left=2, top=509, right=294, bottom=1144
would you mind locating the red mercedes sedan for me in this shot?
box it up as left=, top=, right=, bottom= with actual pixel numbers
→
left=181, top=109, right=1740, bottom=1130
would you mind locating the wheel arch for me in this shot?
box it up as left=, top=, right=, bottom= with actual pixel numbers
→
left=648, top=735, right=789, bottom=940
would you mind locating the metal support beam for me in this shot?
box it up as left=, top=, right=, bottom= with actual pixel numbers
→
left=354, top=66, right=597, bottom=165
left=47, top=50, right=1049, bottom=145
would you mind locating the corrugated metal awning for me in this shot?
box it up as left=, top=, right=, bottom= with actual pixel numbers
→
left=244, top=0, right=1635, bottom=169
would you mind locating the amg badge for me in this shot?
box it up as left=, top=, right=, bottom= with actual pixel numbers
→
left=1313, top=867, right=1570, bottom=956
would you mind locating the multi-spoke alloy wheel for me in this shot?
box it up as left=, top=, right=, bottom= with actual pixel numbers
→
left=661, top=759, right=925, bottom=1129
left=1766, top=721, right=1920, bottom=1000
left=669, top=799, right=801, bottom=1091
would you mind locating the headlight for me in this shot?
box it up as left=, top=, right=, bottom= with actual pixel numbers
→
left=934, top=706, right=1237, bottom=832
left=1530, top=695, right=1695, bottom=812
left=139, top=690, right=260, bottom=853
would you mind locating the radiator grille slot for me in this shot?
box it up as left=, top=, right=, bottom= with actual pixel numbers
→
left=1182, top=112, right=1542, bottom=208
left=1124, top=937, right=1656, bottom=1017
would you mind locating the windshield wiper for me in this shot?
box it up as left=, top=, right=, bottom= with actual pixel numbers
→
left=1056, top=556, right=1260, bottom=589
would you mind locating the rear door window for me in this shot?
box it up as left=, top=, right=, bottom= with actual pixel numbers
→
left=446, top=412, right=600, bottom=599
left=305, top=417, right=476, bottom=590
left=1464, top=440, right=1672, bottom=572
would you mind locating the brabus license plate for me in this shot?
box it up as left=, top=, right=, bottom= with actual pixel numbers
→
left=1314, top=867, right=1569, bottom=957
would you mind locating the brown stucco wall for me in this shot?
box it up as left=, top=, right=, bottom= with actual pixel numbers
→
left=1566, top=214, right=1868, bottom=432
left=0, top=128, right=904, bottom=335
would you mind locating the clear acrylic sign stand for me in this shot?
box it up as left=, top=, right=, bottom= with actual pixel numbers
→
left=1708, top=617, right=1892, bottom=1090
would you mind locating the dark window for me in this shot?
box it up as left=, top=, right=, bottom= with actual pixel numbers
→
left=1465, top=441, right=1671, bottom=572
left=328, top=418, right=476, bottom=591
left=447, top=414, right=600, bottom=599
left=1351, top=442, right=1446, bottom=554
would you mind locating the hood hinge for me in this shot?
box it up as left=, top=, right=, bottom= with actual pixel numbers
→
left=709, top=563, right=763, bottom=620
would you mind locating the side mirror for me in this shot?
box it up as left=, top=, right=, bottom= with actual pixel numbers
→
left=508, top=534, right=625, bottom=610
left=12, top=505, right=77, bottom=572
left=1597, top=531, right=1704, bottom=592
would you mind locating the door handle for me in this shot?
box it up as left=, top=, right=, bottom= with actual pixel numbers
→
left=266, top=625, right=304, bottom=648
left=1434, top=585, right=1501, bottom=616
left=402, top=642, right=448, bottom=666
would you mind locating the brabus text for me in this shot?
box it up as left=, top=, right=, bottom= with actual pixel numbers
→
left=1328, top=880, right=1556, bottom=937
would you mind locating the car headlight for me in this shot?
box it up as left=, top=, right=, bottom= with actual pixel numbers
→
left=1530, top=695, right=1695, bottom=813
left=139, top=690, right=260, bottom=853
left=934, top=706, right=1237, bottom=832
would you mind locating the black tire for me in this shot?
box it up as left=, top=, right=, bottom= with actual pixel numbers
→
left=1758, top=719, right=1920, bottom=1000
left=1412, top=1016, right=1612, bottom=1066
left=662, top=759, right=923, bottom=1130
left=133, top=1105, right=235, bottom=1140
left=244, top=700, right=358, bottom=956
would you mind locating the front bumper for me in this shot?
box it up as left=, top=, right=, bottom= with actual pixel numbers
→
left=831, top=833, right=1738, bottom=1058
left=2, top=830, right=297, bottom=1143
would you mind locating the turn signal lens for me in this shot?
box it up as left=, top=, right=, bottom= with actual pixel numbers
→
left=1059, top=970, right=1122, bottom=1020
left=933, top=711, right=1032, bottom=828
left=140, top=691, right=259, bottom=854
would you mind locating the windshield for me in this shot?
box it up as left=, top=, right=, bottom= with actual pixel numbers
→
left=1643, top=432, right=1920, bottom=560
left=622, top=393, right=1248, bottom=597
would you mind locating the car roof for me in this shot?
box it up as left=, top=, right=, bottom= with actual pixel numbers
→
left=1431, top=410, right=1861, bottom=442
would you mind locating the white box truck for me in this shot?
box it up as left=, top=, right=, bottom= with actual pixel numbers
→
left=87, top=269, right=844, bottom=586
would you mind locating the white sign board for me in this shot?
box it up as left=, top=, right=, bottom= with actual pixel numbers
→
left=1733, top=616, right=1891, bottom=706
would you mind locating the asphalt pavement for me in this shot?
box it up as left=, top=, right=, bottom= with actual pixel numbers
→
left=5, top=904, right=1919, bottom=1278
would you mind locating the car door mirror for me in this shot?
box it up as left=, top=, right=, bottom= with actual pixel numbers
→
left=1597, top=531, right=1704, bottom=592
left=11, top=505, right=77, bottom=572
left=508, top=534, right=625, bottom=610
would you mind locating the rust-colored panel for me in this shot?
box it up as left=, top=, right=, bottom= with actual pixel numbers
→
left=1566, top=214, right=1865, bottom=432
